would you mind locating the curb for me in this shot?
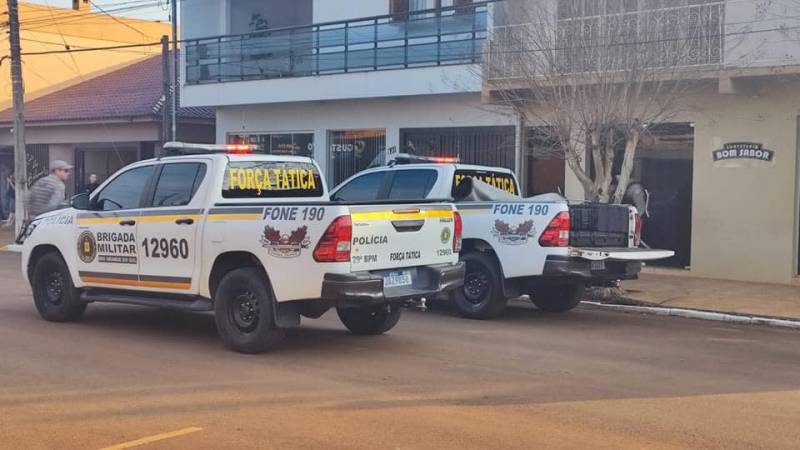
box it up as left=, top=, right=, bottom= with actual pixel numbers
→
left=582, top=301, right=800, bottom=330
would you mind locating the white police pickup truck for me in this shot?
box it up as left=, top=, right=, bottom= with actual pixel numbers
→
left=17, top=144, right=464, bottom=353
left=331, top=156, right=673, bottom=319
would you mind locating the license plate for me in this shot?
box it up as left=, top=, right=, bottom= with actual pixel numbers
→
left=383, top=271, right=413, bottom=288
left=590, top=261, right=606, bottom=271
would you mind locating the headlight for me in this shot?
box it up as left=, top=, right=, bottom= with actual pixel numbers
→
left=15, top=220, right=38, bottom=244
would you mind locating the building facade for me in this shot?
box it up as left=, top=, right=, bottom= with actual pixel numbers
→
left=486, top=0, right=800, bottom=284
left=181, top=0, right=521, bottom=187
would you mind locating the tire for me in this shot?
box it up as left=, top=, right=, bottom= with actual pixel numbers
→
left=31, top=252, right=87, bottom=322
left=337, top=303, right=402, bottom=335
left=451, top=252, right=507, bottom=319
left=531, top=283, right=586, bottom=313
left=214, top=267, right=285, bottom=354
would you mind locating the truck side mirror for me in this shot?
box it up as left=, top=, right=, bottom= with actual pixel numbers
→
left=71, top=192, right=90, bottom=210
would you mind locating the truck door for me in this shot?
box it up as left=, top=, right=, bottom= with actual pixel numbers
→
left=76, top=165, right=156, bottom=288
left=136, top=162, right=207, bottom=293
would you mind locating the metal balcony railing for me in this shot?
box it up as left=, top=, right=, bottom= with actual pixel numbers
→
left=185, top=2, right=489, bottom=85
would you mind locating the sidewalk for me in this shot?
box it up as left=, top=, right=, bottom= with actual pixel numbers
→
left=0, top=226, right=13, bottom=248
left=618, top=273, right=800, bottom=321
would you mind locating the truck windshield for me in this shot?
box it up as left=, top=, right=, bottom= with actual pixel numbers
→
left=222, top=161, right=324, bottom=198
left=453, top=169, right=518, bottom=196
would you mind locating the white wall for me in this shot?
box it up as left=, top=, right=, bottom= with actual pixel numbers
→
left=312, top=0, right=388, bottom=23
left=183, top=65, right=482, bottom=107
left=215, top=92, right=514, bottom=175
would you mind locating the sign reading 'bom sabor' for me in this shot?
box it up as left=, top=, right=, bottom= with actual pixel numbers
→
left=713, top=142, right=775, bottom=166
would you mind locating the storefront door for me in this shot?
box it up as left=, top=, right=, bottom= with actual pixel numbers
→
left=328, top=129, right=386, bottom=186
left=633, top=124, right=694, bottom=268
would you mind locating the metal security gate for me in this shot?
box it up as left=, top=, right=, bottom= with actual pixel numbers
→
left=25, top=145, right=50, bottom=187
left=400, top=126, right=516, bottom=169
left=327, top=129, right=387, bottom=186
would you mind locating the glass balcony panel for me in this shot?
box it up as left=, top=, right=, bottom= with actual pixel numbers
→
left=184, top=3, right=488, bottom=84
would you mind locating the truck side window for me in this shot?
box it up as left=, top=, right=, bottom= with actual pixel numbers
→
left=94, top=166, right=155, bottom=211
left=387, top=170, right=438, bottom=199
left=151, top=163, right=207, bottom=207
left=332, top=172, right=384, bottom=202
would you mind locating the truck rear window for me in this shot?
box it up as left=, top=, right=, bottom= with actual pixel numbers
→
left=453, top=170, right=518, bottom=195
left=223, top=161, right=324, bottom=198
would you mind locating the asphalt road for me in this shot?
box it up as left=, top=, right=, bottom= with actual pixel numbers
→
left=1, top=253, right=799, bottom=449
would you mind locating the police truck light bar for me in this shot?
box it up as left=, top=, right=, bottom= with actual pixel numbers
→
left=163, top=142, right=261, bottom=156
left=389, top=153, right=460, bottom=165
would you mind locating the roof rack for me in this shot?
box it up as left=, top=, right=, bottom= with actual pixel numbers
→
left=161, top=142, right=262, bottom=157
left=388, top=153, right=460, bottom=166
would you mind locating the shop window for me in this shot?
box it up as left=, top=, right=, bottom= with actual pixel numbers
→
left=228, top=132, right=314, bottom=158
left=328, top=129, right=387, bottom=187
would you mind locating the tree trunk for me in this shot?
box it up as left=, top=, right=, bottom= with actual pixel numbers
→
left=611, top=128, right=640, bottom=204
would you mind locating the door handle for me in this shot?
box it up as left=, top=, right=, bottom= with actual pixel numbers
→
left=119, top=220, right=136, bottom=226
left=175, top=218, right=195, bottom=225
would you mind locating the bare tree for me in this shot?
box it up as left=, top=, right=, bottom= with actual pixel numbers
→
left=483, top=0, right=724, bottom=203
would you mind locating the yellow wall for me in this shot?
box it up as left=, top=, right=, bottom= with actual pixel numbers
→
left=0, top=2, right=171, bottom=109
left=689, top=81, right=800, bottom=284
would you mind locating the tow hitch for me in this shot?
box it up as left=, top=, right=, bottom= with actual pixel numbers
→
left=403, top=297, right=428, bottom=312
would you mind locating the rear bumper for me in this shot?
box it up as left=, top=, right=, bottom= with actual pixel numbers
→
left=322, top=262, right=465, bottom=308
left=542, top=255, right=642, bottom=282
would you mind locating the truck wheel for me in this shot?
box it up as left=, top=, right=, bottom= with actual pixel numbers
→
left=214, top=267, right=285, bottom=354
left=531, top=283, right=586, bottom=313
left=31, top=252, right=87, bottom=322
left=337, top=303, right=402, bottom=335
left=451, top=252, right=507, bottom=319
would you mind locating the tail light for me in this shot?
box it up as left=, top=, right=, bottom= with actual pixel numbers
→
left=453, top=211, right=463, bottom=252
left=633, top=213, right=642, bottom=247
left=539, top=211, right=570, bottom=247
left=313, top=216, right=352, bottom=262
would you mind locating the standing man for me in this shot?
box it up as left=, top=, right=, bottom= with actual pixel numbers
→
left=26, top=160, right=72, bottom=218
left=84, top=173, right=100, bottom=194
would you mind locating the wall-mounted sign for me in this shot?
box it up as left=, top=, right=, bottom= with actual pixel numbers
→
left=713, top=142, right=775, bottom=164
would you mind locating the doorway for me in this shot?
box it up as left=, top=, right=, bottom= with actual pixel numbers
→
left=632, top=123, right=694, bottom=268
left=327, top=129, right=386, bottom=186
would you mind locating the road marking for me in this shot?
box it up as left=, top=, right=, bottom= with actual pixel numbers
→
left=99, top=427, right=202, bottom=450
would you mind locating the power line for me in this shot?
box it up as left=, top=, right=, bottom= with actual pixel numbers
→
left=21, top=40, right=163, bottom=56
left=88, top=0, right=149, bottom=37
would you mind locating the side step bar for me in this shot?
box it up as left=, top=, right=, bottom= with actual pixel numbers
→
left=80, top=291, right=213, bottom=312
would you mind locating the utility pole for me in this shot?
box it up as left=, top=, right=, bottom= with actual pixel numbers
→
left=170, top=0, right=178, bottom=141
left=161, top=35, right=171, bottom=147
left=7, top=0, right=27, bottom=235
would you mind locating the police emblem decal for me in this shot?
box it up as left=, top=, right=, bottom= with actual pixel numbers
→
left=492, top=219, right=536, bottom=245
left=440, top=227, right=452, bottom=244
left=260, top=225, right=311, bottom=258
left=77, top=231, right=97, bottom=263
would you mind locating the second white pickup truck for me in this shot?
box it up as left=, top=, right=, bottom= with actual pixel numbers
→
left=331, top=156, right=673, bottom=319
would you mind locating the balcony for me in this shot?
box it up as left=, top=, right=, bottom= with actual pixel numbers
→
left=486, top=1, right=724, bottom=81
left=185, top=2, right=489, bottom=85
